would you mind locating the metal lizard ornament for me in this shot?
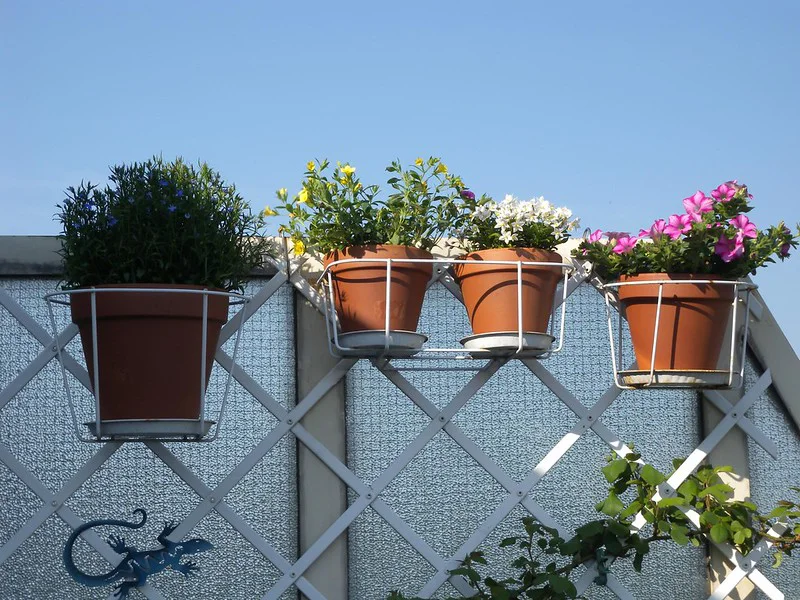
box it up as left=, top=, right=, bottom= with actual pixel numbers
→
left=63, top=509, right=213, bottom=598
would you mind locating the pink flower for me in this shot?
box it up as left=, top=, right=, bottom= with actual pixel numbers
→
left=587, top=229, right=604, bottom=242
left=711, top=182, right=737, bottom=201
left=729, top=214, right=757, bottom=241
left=604, top=231, right=628, bottom=243
left=683, top=191, right=714, bottom=216
left=663, top=214, right=692, bottom=240
left=714, top=234, right=745, bottom=263
left=638, top=218, right=667, bottom=240
left=612, top=235, right=638, bottom=254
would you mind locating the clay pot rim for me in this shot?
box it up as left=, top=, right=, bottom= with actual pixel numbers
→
left=454, top=247, right=564, bottom=279
left=616, top=273, right=738, bottom=301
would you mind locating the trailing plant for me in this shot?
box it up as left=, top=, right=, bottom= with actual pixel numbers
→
left=274, top=157, right=467, bottom=254
left=387, top=452, right=800, bottom=599
left=454, top=192, right=580, bottom=253
left=574, top=181, right=799, bottom=281
left=57, top=156, right=269, bottom=292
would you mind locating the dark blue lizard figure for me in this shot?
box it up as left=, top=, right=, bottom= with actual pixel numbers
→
left=63, top=509, right=213, bottom=598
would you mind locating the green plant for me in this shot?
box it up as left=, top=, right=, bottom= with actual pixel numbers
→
left=387, top=453, right=800, bottom=599
left=574, top=181, right=799, bottom=281
left=274, top=157, right=467, bottom=254
left=57, top=156, right=269, bottom=292
left=454, top=192, right=580, bottom=253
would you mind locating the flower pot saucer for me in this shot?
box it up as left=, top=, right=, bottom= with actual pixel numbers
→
left=333, top=330, right=428, bottom=357
left=619, top=370, right=741, bottom=389
left=460, top=331, right=555, bottom=358
left=86, top=419, right=214, bottom=440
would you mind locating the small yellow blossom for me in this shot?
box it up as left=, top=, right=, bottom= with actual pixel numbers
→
left=298, top=188, right=309, bottom=204
left=293, top=239, right=306, bottom=255
left=354, top=182, right=362, bottom=191
left=339, top=177, right=348, bottom=185
left=436, top=162, right=448, bottom=174
left=307, top=161, right=316, bottom=172
left=277, top=188, right=287, bottom=199
left=415, top=157, right=424, bottom=167
left=261, top=206, right=277, bottom=217
left=341, top=165, right=356, bottom=176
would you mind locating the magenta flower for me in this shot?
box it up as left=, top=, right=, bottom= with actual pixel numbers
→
left=715, top=234, right=745, bottom=263
left=711, top=182, right=736, bottom=201
left=663, top=214, right=692, bottom=240
left=604, top=231, right=628, bottom=243
left=638, top=218, right=667, bottom=240
left=612, top=235, right=638, bottom=254
left=683, top=191, right=713, bottom=216
left=780, top=243, right=791, bottom=258
left=587, top=229, right=604, bottom=242
left=460, top=189, right=476, bottom=201
left=729, top=214, right=757, bottom=241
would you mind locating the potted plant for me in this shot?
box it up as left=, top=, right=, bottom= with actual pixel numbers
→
left=57, top=156, right=269, bottom=430
left=575, top=181, right=798, bottom=383
left=274, top=157, right=465, bottom=349
left=451, top=192, right=579, bottom=353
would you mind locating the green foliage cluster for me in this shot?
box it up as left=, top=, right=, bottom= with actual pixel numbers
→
left=388, top=453, right=800, bottom=600
left=274, top=157, right=466, bottom=254
left=57, top=156, right=270, bottom=292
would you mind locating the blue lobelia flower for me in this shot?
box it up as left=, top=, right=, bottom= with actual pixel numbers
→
left=167, top=204, right=177, bottom=213
left=175, top=189, right=184, bottom=198
left=159, top=179, right=169, bottom=187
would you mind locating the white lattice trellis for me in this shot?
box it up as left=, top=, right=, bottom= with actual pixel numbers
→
left=0, top=258, right=792, bottom=600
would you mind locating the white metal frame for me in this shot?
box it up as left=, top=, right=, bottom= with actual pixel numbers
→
left=601, top=278, right=756, bottom=390
left=0, top=255, right=792, bottom=600
left=319, top=257, right=574, bottom=359
left=43, top=287, right=250, bottom=442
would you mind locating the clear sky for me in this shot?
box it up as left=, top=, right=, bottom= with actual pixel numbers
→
left=2, top=1, right=799, bottom=354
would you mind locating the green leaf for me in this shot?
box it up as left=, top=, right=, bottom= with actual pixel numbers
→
left=499, top=537, right=518, bottom=548
left=699, top=484, right=734, bottom=502
left=710, top=523, right=729, bottom=543
left=620, top=500, right=643, bottom=519
left=548, top=574, right=577, bottom=596
left=658, top=497, right=688, bottom=508
left=602, top=459, right=629, bottom=483
left=640, top=464, right=666, bottom=486
left=670, top=523, right=690, bottom=545
left=599, top=492, right=625, bottom=517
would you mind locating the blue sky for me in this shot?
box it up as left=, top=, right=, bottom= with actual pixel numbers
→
left=2, top=1, right=799, bottom=353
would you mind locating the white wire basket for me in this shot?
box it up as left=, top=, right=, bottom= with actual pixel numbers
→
left=600, top=278, right=756, bottom=390
left=318, top=257, right=575, bottom=360
left=44, top=286, right=249, bottom=442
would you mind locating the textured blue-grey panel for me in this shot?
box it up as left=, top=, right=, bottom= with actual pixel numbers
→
left=346, top=282, right=705, bottom=599
left=0, top=277, right=297, bottom=599
left=744, top=355, right=800, bottom=599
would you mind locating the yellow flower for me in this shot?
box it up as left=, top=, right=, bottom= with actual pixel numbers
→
left=341, top=165, right=356, bottom=176
left=436, top=162, right=448, bottom=174
left=261, top=206, right=277, bottom=217
left=354, top=182, right=362, bottom=191
left=298, top=188, right=309, bottom=204
left=306, top=161, right=316, bottom=172
left=415, top=157, right=424, bottom=167
left=339, top=177, right=348, bottom=185
left=277, top=188, right=288, bottom=199
left=293, top=239, right=306, bottom=255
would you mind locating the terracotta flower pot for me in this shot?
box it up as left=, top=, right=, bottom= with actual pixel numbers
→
left=70, top=284, right=229, bottom=421
left=323, top=245, right=433, bottom=333
left=453, top=248, right=563, bottom=335
left=617, top=273, right=736, bottom=371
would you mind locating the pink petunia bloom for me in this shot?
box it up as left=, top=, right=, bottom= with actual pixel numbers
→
left=729, top=214, right=757, bottom=241
left=711, top=182, right=737, bottom=201
left=612, top=235, right=638, bottom=254
left=639, top=218, right=667, bottom=240
left=683, top=191, right=714, bottom=216
left=604, top=231, right=628, bottom=243
left=587, top=229, right=604, bottom=242
left=663, top=214, right=692, bottom=240
left=714, top=234, right=745, bottom=263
